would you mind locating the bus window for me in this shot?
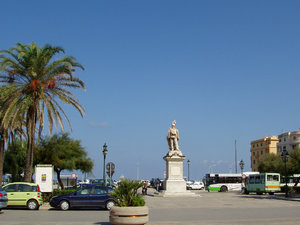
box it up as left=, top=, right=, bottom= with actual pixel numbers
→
left=255, top=176, right=260, bottom=184
left=249, top=176, right=255, bottom=184
left=260, top=175, right=265, bottom=184
left=273, top=175, right=279, bottom=181
left=267, top=175, right=279, bottom=181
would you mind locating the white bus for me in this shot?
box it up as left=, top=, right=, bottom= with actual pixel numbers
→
left=204, top=172, right=259, bottom=192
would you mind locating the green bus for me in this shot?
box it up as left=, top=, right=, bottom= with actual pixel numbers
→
left=280, top=174, right=300, bottom=191
left=244, top=173, right=281, bottom=195
left=204, top=172, right=258, bottom=192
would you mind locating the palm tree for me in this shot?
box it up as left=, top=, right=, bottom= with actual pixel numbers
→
left=0, top=42, right=85, bottom=182
left=0, top=85, right=25, bottom=183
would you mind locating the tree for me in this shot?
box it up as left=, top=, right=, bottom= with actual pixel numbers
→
left=0, top=42, right=85, bottom=182
left=257, top=153, right=283, bottom=173
left=35, top=133, right=93, bottom=189
left=288, top=149, right=300, bottom=187
left=0, top=85, right=25, bottom=183
left=258, top=150, right=300, bottom=187
left=3, top=140, right=27, bottom=182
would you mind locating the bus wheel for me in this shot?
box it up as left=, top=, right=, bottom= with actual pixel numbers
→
left=269, top=192, right=274, bottom=195
left=256, top=192, right=263, bottom=195
left=220, top=186, right=228, bottom=192
left=244, top=189, right=249, bottom=194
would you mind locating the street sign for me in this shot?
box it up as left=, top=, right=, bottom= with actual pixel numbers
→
left=106, top=162, right=115, bottom=178
left=107, top=170, right=115, bottom=177
left=106, top=162, right=115, bottom=171
left=71, top=173, right=77, bottom=178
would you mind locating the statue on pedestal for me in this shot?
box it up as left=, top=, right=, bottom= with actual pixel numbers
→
left=166, top=120, right=183, bottom=156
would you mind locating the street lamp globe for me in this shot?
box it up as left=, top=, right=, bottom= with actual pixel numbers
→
left=239, top=160, right=245, bottom=174
left=102, top=143, right=108, bottom=156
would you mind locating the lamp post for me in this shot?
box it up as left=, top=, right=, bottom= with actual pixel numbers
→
left=281, top=149, right=289, bottom=198
left=239, top=160, right=244, bottom=174
left=102, top=143, right=108, bottom=186
left=187, top=159, right=191, bottom=181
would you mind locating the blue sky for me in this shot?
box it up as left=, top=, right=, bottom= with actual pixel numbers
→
left=1, top=1, right=300, bottom=180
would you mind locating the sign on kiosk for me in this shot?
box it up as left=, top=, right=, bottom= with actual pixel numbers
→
left=35, top=164, right=54, bottom=192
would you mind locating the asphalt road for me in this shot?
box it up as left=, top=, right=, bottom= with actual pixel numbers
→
left=0, top=190, right=300, bottom=225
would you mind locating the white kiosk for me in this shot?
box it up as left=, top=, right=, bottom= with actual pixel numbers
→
left=35, top=164, right=54, bottom=192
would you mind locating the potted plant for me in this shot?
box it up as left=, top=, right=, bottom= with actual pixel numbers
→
left=109, top=179, right=149, bottom=225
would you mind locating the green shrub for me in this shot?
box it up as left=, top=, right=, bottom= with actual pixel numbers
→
left=42, top=192, right=53, bottom=203
left=292, top=186, right=300, bottom=193
left=131, top=196, right=145, bottom=206
left=110, top=179, right=145, bottom=207
left=41, top=189, right=78, bottom=203
left=53, top=188, right=77, bottom=197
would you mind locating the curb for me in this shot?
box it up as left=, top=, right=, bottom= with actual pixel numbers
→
left=39, top=203, right=51, bottom=211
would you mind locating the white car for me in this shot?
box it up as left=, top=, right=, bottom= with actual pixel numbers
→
left=187, top=181, right=204, bottom=190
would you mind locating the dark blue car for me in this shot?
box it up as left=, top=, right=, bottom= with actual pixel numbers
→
left=50, top=184, right=115, bottom=210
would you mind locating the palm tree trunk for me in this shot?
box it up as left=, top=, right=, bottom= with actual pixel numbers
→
left=0, top=131, right=5, bottom=185
left=24, top=105, right=36, bottom=182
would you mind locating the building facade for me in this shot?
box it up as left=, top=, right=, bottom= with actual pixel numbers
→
left=277, top=129, right=300, bottom=154
left=250, top=136, right=278, bottom=171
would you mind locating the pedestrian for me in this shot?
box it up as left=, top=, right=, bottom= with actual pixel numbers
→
left=156, top=178, right=160, bottom=192
left=142, top=181, right=148, bottom=195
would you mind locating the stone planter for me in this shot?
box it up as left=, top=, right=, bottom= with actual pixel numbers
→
left=109, top=206, right=149, bottom=225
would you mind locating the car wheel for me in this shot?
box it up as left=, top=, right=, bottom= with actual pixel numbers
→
left=105, top=200, right=115, bottom=210
left=220, top=186, right=228, bottom=192
left=27, top=199, right=39, bottom=210
left=60, top=200, right=70, bottom=211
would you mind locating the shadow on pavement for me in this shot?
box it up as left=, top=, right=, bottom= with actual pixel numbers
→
left=49, top=207, right=108, bottom=211
left=93, top=222, right=111, bottom=225
left=238, top=194, right=300, bottom=202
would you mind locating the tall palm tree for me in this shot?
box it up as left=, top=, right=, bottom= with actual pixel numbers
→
left=0, top=42, right=85, bottom=182
left=0, top=85, right=25, bottom=183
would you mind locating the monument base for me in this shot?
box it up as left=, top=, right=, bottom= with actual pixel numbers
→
left=157, top=190, right=197, bottom=197
left=159, top=153, right=196, bottom=197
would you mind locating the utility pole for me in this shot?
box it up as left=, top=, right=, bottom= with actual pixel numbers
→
left=235, top=140, right=237, bottom=173
left=137, top=163, right=140, bottom=180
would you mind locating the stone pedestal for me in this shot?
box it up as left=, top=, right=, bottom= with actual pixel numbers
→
left=159, top=152, right=195, bottom=197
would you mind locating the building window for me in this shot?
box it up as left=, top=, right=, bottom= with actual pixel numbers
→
left=257, top=144, right=259, bottom=147
left=283, top=146, right=286, bottom=151
left=253, top=152, right=255, bottom=156
left=253, top=145, right=255, bottom=148
left=253, top=160, right=256, bottom=164
left=284, top=138, right=286, bottom=142
left=279, top=139, right=281, bottom=142
left=261, top=150, right=263, bottom=155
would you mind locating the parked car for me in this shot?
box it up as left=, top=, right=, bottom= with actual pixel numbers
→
left=187, top=181, right=204, bottom=190
left=0, top=186, right=8, bottom=211
left=2, top=182, right=43, bottom=210
left=50, top=184, right=115, bottom=210
left=90, top=179, right=117, bottom=189
left=186, top=180, right=194, bottom=188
